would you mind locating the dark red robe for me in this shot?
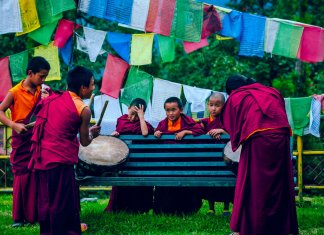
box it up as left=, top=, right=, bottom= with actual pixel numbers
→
left=10, top=96, right=40, bottom=223
left=153, top=114, right=204, bottom=215
left=221, top=83, right=298, bottom=235
left=30, top=91, right=82, bottom=235
left=200, top=116, right=235, bottom=204
left=105, top=114, right=154, bottom=213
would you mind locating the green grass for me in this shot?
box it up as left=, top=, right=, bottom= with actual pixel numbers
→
left=0, top=194, right=323, bottom=234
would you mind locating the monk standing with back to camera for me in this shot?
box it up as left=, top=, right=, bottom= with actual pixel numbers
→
left=221, top=74, right=298, bottom=235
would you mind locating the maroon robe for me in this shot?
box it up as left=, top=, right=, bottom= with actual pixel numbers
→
left=10, top=95, right=40, bottom=223
left=153, top=114, right=204, bottom=215
left=30, top=91, right=82, bottom=235
left=221, top=83, right=298, bottom=235
left=200, top=116, right=235, bottom=204
left=105, top=114, right=154, bottom=213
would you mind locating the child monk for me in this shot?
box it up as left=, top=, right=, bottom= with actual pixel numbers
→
left=153, top=97, right=205, bottom=215
left=0, top=56, right=50, bottom=227
left=29, top=66, right=100, bottom=234
left=200, top=92, right=234, bottom=216
left=105, top=98, right=154, bottom=213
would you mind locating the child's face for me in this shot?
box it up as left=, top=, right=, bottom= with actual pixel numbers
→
left=81, top=78, right=95, bottom=99
left=127, top=106, right=139, bottom=122
left=29, top=69, right=49, bottom=86
left=208, top=97, right=224, bottom=117
left=164, top=102, right=182, bottom=121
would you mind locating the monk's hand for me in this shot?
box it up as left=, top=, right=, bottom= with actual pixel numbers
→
left=208, top=129, right=223, bottom=140
left=135, top=104, right=145, bottom=119
left=89, top=125, right=101, bottom=138
left=111, top=131, right=120, bottom=137
left=154, top=130, right=162, bottom=138
left=12, top=122, right=27, bottom=134
left=175, top=130, right=187, bottom=140
left=41, top=89, right=49, bottom=99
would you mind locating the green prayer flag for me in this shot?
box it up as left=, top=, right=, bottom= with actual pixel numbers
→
left=157, top=35, right=175, bottom=63
left=28, top=21, right=58, bottom=45
left=9, top=51, right=29, bottom=83
left=49, top=0, right=76, bottom=16
left=170, top=0, right=203, bottom=42
left=120, top=67, right=153, bottom=106
left=272, top=22, right=304, bottom=58
left=289, top=97, right=312, bottom=136
left=36, top=0, right=62, bottom=26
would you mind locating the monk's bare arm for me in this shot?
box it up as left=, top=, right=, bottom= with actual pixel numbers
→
left=0, top=92, right=27, bottom=133
left=79, top=107, right=100, bottom=146
left=135, top=105, right=148, bottom=136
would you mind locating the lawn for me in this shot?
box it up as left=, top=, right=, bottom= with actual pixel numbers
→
left=0, top=194, right=323, bottom=235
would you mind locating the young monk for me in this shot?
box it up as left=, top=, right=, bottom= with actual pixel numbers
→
left=200, top=92, right=234, bottom=216
left=0, top=56, right=50, bottom=227
left=105, top=98, right=154, bottom=213
left=153, top=97, right=205, bottom=215
left=29, top=66, right=101, bottom=234
left=222, top=74, right=298, bottom=235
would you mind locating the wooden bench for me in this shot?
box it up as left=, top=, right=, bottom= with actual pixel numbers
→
left=76, top=135, right=236, bottom=188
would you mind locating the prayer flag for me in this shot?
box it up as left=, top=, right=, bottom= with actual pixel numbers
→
left=157, top=35, right=175, bottom=63
left=183, top=38, right=209, bottom=53
left=272, top=22, right=303, bottom=58
left=218, top=10, right=242, bottom=40
left=101, top=54, right=130, bottom=99
left=145, top=0, right=176, bottom=36
left=36, top=0, right=63, bottom=26
left=0, top=0, right=22, bottom=35
left=107, top=32, right=131, bottom=63
left=201, top=5, right=222, bottom=39
left=49, top=0, right=76, bottom=15
left=297, top=26, right=324, bottom=63
left=0, top=57, right=12, bottom=102
left=9, top=51, right=29, bottom=83
left=16, top=0, right=40, bottom=36
left=239, top=13, right=266, bottom=58
left=120, top=67, right=153, bottom=106
left=83, top=27, right=107, bottom=62
left=34, top=42, right=61, bottom=81
left=130, top=34, right=154, bottom=65
left=28, top=20, right=59, bottom=45
left=170, top=0, right=203, bottom=42
left=79, top=0, right=107, bottom=19
left=118, top=0, right=150, bottom=31
left=264, top=19, right=279, bottom=53
left=54, top=19, right=80, bottom=48
left=58, top=37, right=73, bottom=65
left=104, top=0, right=133, bottom=25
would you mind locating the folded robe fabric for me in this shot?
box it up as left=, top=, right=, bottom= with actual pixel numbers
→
left=239, top=13, right=266, bottom=58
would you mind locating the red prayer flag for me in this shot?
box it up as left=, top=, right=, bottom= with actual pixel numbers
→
left=297, top=25, right=324, bottom=63
left=54, top=19, right=80, bottom=48
left=201, top=5, right=222, bottom=39
left=145, top=0, right=176, bottom=36
left=0, top=57, right=12, bottom=102
left=183, top=38, right=209, bottom=53
left=101, top=54, right=130, bottom=99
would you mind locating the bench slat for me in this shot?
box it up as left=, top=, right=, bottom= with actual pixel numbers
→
left=119, top=170, right=235, bottom=176
left=128, top=144, right=226, bottom=149
left=125, top=162, right=227, bottom=167
left=129, top=152, right=224, bottom=158
left=119, top=135, right=230, bottom=141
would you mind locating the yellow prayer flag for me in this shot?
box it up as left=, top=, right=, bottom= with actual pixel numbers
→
left=215, top=34, right=233, bottom=40
left=16, top=0, right=40, bottom=36
left=34, top=42, right=61, bottom=81
left=130, top=34, right=154, bottom=66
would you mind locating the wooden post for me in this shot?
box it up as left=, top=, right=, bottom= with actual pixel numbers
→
left=297, top=136, right=303, bottom=202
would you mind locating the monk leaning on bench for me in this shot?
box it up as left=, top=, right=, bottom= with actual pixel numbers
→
left=0, top=56, right=51, bottom=227
left=28, top=66, right=100, bottom=235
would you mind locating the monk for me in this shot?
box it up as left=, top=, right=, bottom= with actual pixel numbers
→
left=29, top=66, right=101, bottom=235
left=0, top=56, right=51, bottom=227
left=105, top=98, right=154, bottom=213
left=153, top=97, right=205, bottom=215
left=200, top=92, right=234, bottom=216
left=221, top=74, right=298, bottom=235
